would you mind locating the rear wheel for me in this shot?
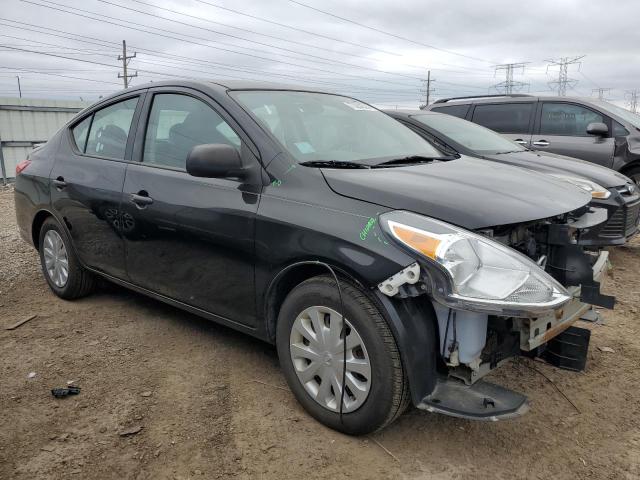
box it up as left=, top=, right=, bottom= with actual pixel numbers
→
left=38, top=217, right=95, bottom=299
left=276, top=275, right=409, bottom=435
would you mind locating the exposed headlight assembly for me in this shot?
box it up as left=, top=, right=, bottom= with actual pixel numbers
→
left=548, top=174, right=611, bottom=199
left=380, top=211, right=571, bottom=316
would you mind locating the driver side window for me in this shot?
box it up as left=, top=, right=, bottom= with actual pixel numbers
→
left=143, top=93, right=240, bottom=169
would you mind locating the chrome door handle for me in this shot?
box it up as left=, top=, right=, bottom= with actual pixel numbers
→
left=532, top=140, right=549, bottom=147
left=52, top=177, right=67, bottom=189
left=130, top=193, right=153, bottom=207
left=514, top=139, right=528, bottom=145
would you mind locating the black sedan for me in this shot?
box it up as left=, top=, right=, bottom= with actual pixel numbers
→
left=15, top=81, right=613, bottom=434
left=386, top=110, right=640, bottom=246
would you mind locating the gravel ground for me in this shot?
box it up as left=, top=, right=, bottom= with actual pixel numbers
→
left=1, top=185, right=639, bottom=480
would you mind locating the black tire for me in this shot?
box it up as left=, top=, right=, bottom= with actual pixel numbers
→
left=38, top=217, right=95, bottom=299
left=623, top=166, right=640, bottom=189
left=276, top=275, right=410, bottom=435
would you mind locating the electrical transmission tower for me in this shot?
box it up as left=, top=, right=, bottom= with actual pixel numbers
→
left=492, top=62, right=529, bottom=94
left=592, top=88, right=611, bottom=100
left=118, top=40, right=138, bottom=89
left=546, top=56, right=585, bottom=96
left=419, top=70, right=435, bottom=109
left=626, top=89, right=639, bottom=113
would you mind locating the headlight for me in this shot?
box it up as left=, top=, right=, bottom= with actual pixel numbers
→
left=549, top=174, right=611, bottom=199
left=380, top=211, right=571, bottom=316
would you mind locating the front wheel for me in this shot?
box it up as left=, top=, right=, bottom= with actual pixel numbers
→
left=276, top=275, right=409, bottom=435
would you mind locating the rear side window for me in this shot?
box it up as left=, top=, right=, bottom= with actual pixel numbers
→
left=430, top=104, right=469, bottom=119
left=143, top=93, right=240, bottom=169
left=71, top=116, right=92, bottom=152
left=471, top=103, right=533, bottom=134
left=540, top=103, right=605, bottom=136
left=84, top=97, right=138, bottom=160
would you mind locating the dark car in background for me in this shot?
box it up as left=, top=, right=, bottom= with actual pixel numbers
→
left=425, top=94, right=640, bottom=186
left=386, top=110, right=640, bottom=246
left=14, top=81, right=614, bottom=434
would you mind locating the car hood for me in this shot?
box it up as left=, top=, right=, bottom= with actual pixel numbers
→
left=483, top=150, right=629, bottom=188
left=321, top=156, right=592, bottom=230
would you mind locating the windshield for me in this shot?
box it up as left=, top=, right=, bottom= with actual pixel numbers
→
left=232, top=91, right=444, bottom=163
left=590, top=100, right=640, bottom=129
left=411, top=113, right=526, bottom=154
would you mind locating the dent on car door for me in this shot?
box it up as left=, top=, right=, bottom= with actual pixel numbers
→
left=50, top=94, right=143, bottom=278
left=532, top=102, right=615, bottom=167
left=470, top=102, right=534, bottom=147
left=121, top=91, right=260, bottom=326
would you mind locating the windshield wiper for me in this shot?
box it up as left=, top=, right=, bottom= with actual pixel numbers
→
left=374, top=155, right=453, bottom=167
left=300, top=160, right=370, bottom=169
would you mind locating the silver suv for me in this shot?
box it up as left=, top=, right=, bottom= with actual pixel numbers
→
left=425, top=94, right=640, bottom=186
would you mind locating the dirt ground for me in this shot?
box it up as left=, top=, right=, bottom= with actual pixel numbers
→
left=1, top=185, right=638, bottom=480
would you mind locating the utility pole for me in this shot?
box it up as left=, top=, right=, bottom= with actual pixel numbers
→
left=118, top=40, right=138, bottom=89
left=419, top=70, right=435, bottom=109
left=492, top=62, right=529, bottom=94
left=16, top=76, right=21, bottom=98
left=546, top=56, right=585, bottom=96
left=625, top=89, right=639, bottom=114
left=592, top=87, right=611, bottom=101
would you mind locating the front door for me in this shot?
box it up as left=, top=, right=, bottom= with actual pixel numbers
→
left=50, top=94, right=143, bottom=278
left=532, top=102, right=615, bottom=167
left=121, top=90, right=260, bottom=326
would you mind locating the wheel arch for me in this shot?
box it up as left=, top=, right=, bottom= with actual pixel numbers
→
left=31, top=209, right=54, bottom=250
left=620, top=160, right=640, bottom=178
left=264, top=259, right=440, bottom=406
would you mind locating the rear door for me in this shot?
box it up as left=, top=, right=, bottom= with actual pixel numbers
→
left=531, top=101, right=615, bottom=167
left=121, top=87, right=261, bottom=326
left=469, top=102, right=535, bottom=147
left=50, top=93, right=144, bottom=278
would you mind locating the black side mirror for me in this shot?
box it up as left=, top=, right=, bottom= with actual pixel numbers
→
left=586, top=122, right=608, bottom=136
left=186, top=144, right=244, bottom=179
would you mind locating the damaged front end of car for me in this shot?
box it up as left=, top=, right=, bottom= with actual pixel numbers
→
left=377, top=207, right=614, bottom=421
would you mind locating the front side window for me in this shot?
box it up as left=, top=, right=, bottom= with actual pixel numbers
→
left=85, top=97, right=138, bottom=160
left=143, top=93, right=240, bottom=169
left=232, top=91, right=443, bottom=163
left=540, top=103, right=605, bottom=136
left=430, top=104, right=469, bottom=119
left=590, top=99, right=640, bottom=130
left=71, top=115, right=92, bottom=152
left=412, top=113, right=525, bottom=154
left=471, top=103, right=533, bottom=134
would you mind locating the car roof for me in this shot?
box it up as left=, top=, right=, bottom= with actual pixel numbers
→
left=384, top=109, right=441, bottom=117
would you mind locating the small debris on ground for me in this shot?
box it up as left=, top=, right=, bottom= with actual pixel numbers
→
left=5, top=314, right=38, bottom=330
left=119, top=426, right=143, bottom=437
left=27, top=372, right=36, bottom=379
left=140, top=391, right=153, bottom=397
left=598, top=346, right=615, bottom=353
left=51, top=386, right=81, bottom=398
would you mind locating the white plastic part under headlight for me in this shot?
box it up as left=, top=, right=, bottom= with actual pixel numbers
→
left=548, top=174, right=611, bottom=199
left=381, top=212, right=571, bottom=315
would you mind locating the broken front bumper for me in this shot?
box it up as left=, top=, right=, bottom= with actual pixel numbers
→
left=517, top=249, right=609, bottom=352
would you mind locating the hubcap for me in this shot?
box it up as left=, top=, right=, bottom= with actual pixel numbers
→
left=289, top=306, right=372, bottom=413
left=43, top=230, right=69, bottom=288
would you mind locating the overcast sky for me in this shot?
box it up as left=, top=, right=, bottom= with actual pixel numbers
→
left=0, top=0, right=638, bottom=108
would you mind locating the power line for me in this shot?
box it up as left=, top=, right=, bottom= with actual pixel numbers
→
left=492, top=62, right=529, bottom=94
left=546, top=56, right=585, bottom=96
left=90, top=0, right=427, bottom=81
left=288, top=0, right=494, bottom=64
left=19, top=0, right=423, bottom=88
